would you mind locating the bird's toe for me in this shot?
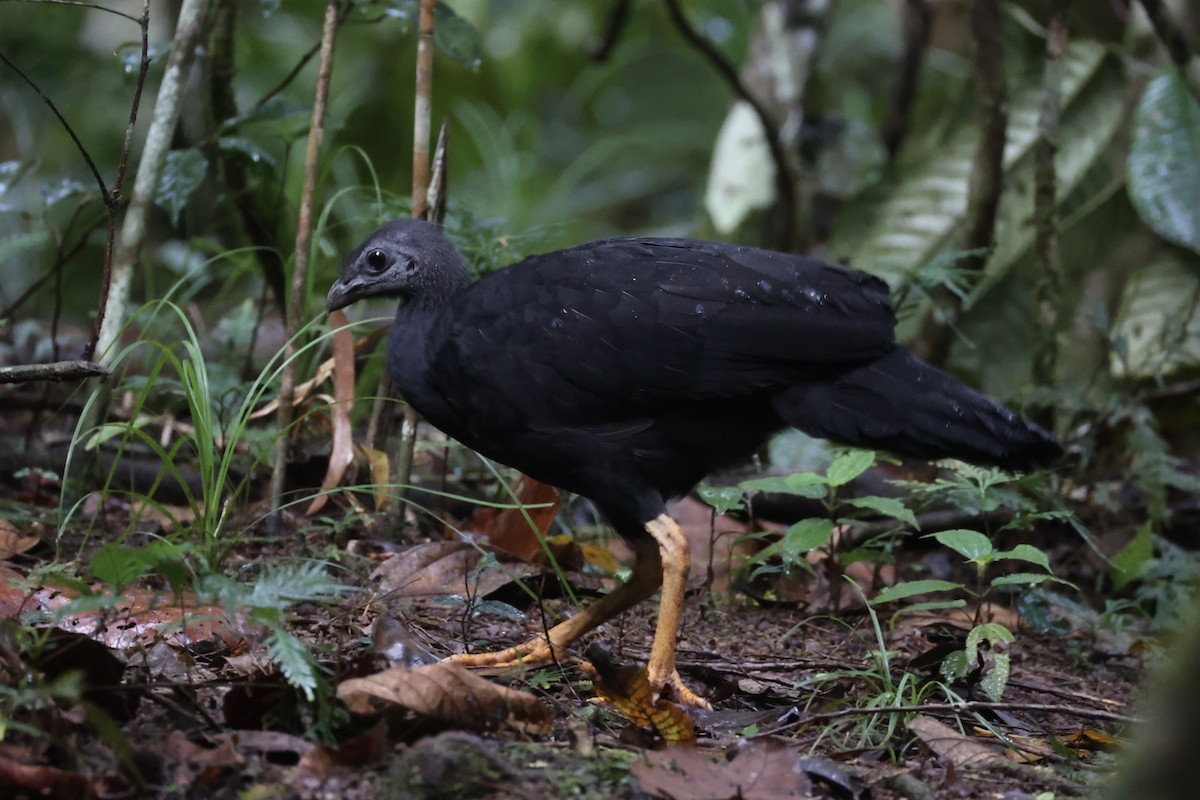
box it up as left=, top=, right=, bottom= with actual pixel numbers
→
left=447, top=637, right=557, bottom=669
left=649, top=668, right=712, bottom=710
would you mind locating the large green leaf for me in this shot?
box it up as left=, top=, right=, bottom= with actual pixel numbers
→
left=829, top=40, right=1121, bottom=339
left=1128, top=70, right=1200, bottom=256
left=1112, top=246, right=1200, bottom=378
left=433, top=2, right=482, bottom=70
left=154, top=149, right=208, bottom=226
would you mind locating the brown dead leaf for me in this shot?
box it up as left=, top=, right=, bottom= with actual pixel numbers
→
left=337, top=661, right=551, bottom=735
left=47, top=586, right=236, bottom=652
left=372, top=540, right=534, bottom=598
left=164, top=731, right=244, bottom=793
left=632, top=739, right=815, bottom=800
left=908, top=715, right=1003, bottom=769
left=0, top=578, right=238, bottom=653
left=0, top=754, right=92, bottom=800
left=0, top=519, right=40, bottom=560
left=294, top=721, right=389, bottom=780
left=587, top=643, right=696, bottom=744
left=895, top=602, right=1022, bottom=636
left=307, top=308, right=357, bottom=516
left=667, top=496, right=756, bottom=592
left=465, top=475, right=561, bottom=562
left=0, top=565, right=28, bottom=617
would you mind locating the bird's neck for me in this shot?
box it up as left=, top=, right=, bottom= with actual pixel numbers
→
left=410, top=249, right=471, bottom=312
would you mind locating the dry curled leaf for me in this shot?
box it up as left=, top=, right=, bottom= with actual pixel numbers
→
left=909, top=715, right=1003, bottom=769
left=307, top=309, right=357, bottom=516
left=0, top=519, right=40, bottom=560
left=371, top=540, right=533, bottom=598
left=337, top=661, right=551, bottom=735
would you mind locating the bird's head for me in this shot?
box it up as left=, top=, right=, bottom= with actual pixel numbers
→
left=326, top=218, right=470, bottom=312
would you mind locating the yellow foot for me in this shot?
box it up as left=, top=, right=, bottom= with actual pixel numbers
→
left=650, top=667, right=712, bottom=710
left=447, top=636, right=557, bottom=669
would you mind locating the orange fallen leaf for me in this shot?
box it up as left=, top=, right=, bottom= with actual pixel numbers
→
left=465, top=475, right=561, bottom=562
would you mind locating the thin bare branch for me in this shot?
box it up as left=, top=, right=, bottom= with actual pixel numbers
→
left=0, top=51, right=112, bottom=209
left=592, top=0, right=633, bottom=62
left=882, top=0, right=932, bottom=161
left=961, top=0, right=1009, bottom=273
left=774, top=699, right=1139, bottom=730
left=661, top=0, right=797, bottom=249
left=94, top=0, right=210, bottom=367
left=393, top=0, right=439, bottom=520
left=411, top=0, right=436, bottom=221
left=86, top=0, right=151, bottom=362
left=1032, top=2, right=1070, bottom=391
left=0, top=0, right=140, bottom=24
left=268, top=0, right=341, bottom=531
left=0, top=361, right=110, bottom=384
left=914, top=0, right=1008, bottom=365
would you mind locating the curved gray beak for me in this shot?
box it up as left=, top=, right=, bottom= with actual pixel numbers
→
left=326, top=277, right=363, bottom=313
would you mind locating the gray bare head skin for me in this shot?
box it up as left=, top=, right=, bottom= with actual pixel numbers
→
left=326, top=218, right=469, bottom=312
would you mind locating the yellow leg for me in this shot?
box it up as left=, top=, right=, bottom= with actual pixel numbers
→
left=644, top=514, right=711, bottom=709
left=450, top=514, right=711, bottom=709
left=449, top=536, right=663, bottom=668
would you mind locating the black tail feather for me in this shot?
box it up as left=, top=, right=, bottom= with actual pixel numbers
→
left=773, top=349, right=1062, bottom=472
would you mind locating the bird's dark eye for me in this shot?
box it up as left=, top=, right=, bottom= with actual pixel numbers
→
left=365, top=249, right=388, bottom=272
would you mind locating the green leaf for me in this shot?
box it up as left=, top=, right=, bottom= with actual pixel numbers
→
left=896, top=598, right=968, bottom=617
left=981, top=651, right=1011, bottom=702
left=696, top=485, right=744, bottom=515
left=84, top=421, right=137, bottom=450
left=434, top=2, right=481, bottom=70
left=217, top=136, right=278, bottom=170
left=990, top=572, right=1058, bottom=588
left=155, top=149, right=208, bottom=226
left=89, top=543, right=149, bottom=592
left=266, top=626, right=319, bottom=700
left=781, top=518, right=835, bottom=555
left=871, top=579, right=962, bottom=604
left=963, top=622, right=1011, bottom=673
left=825, top=450, right=875, bottom=487
left=1111, top=248, right=1200, bottom=379
left=940, top=649, right=969, bottom=681
left=830, top=41, right=1122, bottom=338
left=1109, top=523, right=1154, bottom=591
left=930, top=529, right=994, bottom=562
left=991, top=543, right=1051, bottom=572
left=1128, top=70, right=1200, bottom=255
left=843, top=495, right=919, bottom=529
left=739, top=472, right=828, bottom=498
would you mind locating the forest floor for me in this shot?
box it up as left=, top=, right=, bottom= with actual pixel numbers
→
left=0, top=403, right=1152, bottom=800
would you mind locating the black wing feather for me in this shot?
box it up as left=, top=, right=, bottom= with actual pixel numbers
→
left=433, top=238, right=896, bottom=426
